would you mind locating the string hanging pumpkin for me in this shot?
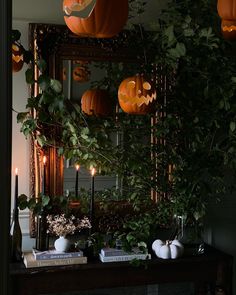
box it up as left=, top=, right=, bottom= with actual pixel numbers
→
left=12, top=43, right=24, bottom=73
left=81, top=88, right=113, bottom=116
left=63, top=0, right=128, bottom=38
left=118, top=74, right=157, bottom=114
left=217, top=0, right=236, bottom=40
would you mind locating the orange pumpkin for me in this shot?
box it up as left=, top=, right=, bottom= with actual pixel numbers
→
left=12, top=43, right=24, bottom=73
left=63, top=0, right=128, bottom=38
left=81, top=89, right=113, bottom=116
left=73, top=66, right=90, bottom=82
left=217, top=0, right=236, bottom=39
left=118, top=75, right=157, bottom=114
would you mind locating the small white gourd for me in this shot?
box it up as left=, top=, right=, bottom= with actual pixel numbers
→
left=152, top=239, right=184, bottom=259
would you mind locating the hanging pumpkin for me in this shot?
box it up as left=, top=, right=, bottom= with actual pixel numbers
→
left=81, top=88, right=113, bottom=116
left=152, top=239, right=184, bottom=259
left=12, top=43, right=24, bottom=73
left=63, top=0, right=128, bottom=38
left=73, top=66, right=90, bottom=82
left=217, top=0, right=236, bottom=39
left=118, top=74, right=157, bottom=115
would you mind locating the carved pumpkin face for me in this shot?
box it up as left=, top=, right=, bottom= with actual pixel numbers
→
left=118, top=75, right=157, bottom=114
left=217, top=0, right=236, bottom=39
left=73, top=66, right=90, bottom=82
left=63, top=0, right=128, bottom=38
left=12, top=43, right=24, bottom=73
left=64, top=0, right=96, bottom=16
left=81, top=89, right=113, bottom=116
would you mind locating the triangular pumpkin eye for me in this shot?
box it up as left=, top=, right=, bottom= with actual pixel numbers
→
left=127, top=81, right=136, bottom=89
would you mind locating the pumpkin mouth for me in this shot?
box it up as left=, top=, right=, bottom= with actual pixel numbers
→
left=12, top=54, right=24, bottom=63
left=119, top=92, right=156, bottom=107
left=64, top=0, right=96, bottom=18
left=222, top=25, right=236, bottom=32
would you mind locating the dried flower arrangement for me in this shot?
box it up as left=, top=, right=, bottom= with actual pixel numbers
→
left=47, top=214, right=91, bottom=237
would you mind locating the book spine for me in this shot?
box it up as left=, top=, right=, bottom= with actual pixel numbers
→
left=35, top=252, right=83, bottom=260
left=101, top=250, right=128, bottom=257
left=99, top=253, right=151, bottom=263
left=25, top=256, right=87, bottom=268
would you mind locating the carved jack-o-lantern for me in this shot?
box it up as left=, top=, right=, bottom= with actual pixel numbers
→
left=217, top=0, right=236, bottom=39
left=12, top=43, right=24, bottom=73
left=63, top=0, right=128, bottom=38
left=72, top=61, right=91, bottom=83
left=118, top=75, right=157, bottom=114
left=73, top=66, right=90, bottom=82
left=81, top=89, right=113, bottom=116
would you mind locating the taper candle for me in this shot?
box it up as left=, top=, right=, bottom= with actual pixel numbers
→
left=90, top=167, right=96, bottom=231
left=75, top=164, right=80, bottom=198
left=42, top=156, right=47, bottom=195
left=14, top=168, right=18, bottom=207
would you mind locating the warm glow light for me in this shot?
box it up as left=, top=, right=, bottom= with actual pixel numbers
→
left=43, top=156, right=47, bottom=165
left=76, top=164, right=80, bottom=171
left=90, top=167, right=96, bottom=176
left=15, top=168, right=18, bottom=175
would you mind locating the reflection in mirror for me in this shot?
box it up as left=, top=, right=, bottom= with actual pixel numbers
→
left=28, top=23, right=159, bottom=237
left=62, top=59, right=125, bottom=197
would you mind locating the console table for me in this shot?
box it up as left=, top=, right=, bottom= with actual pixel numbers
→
left=10, top=245, right=233, bottom=295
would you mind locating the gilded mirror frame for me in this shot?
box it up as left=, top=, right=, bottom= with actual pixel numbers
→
left=28, top=23, right=142, bottom=237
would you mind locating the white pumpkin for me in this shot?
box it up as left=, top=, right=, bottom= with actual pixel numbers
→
left=152, top=239, right=184, bottom=259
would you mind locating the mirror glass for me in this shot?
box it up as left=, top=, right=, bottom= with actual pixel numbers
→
left=28, top=23, right=154, bottom=236
left=62, top=60, right=118, bottom=196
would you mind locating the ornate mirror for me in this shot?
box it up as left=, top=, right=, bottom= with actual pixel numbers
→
left=28, top=23, right=163, bottom=237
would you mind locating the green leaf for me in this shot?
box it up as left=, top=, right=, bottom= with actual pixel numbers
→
left=25, top=68, right=34, bottom=84
left=230, top=122, right=236, bottom=132
left=17, top=112, right=28, bottom=123
left=231, top=77, right=236, bottom=84
left=50, top=79, right=62, bottom=93
left=37, top=59, right=47, bottom=72
left=12, top=30, right=21, bottom=42
left=18, top=194, right=28, bottom=210
left=164, top=25, right=175, bottom=45
left=38, top=75, right=50, bottom=91
left=42, top=195, right=50, bottom=207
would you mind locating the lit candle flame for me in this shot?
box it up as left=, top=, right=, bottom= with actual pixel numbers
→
left=76, top=164, right=80, bottom=171
left=15, top=168, right=18, bottom=175
left=90, top=167, right=96, bottom=176
left=43, top=156, right=47, bottom=165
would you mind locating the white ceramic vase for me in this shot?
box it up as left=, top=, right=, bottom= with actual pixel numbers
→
left=54, top=236, right=70, bottom=252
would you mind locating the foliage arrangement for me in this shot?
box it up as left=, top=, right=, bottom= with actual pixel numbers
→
left=16, top=0, right=236, bottom=252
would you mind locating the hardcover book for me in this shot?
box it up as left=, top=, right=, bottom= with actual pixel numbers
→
left=100, top=247, right=143, bottom=257
left=101, top=248, right=132, bottom=257
left=32, top=248, right=83, bottom=260
left=99, top=253, right=151, bottom=263
left=23, top=252, right=87, bottom=268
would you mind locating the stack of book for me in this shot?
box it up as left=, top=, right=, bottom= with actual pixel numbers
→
left=99, top=248, right=151, bottom=263
left=23, top=248, right=87, bottom=268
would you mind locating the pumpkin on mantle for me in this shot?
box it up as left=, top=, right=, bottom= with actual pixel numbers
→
left=12, top=43, right=24, bottom=73
left=217, top=0, right=236, bottom=40
left=81, top=88, right=113, bottom=116
left=118, top=74, right=157, bottom=114
left=63, top=0, right=128, bottom=38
